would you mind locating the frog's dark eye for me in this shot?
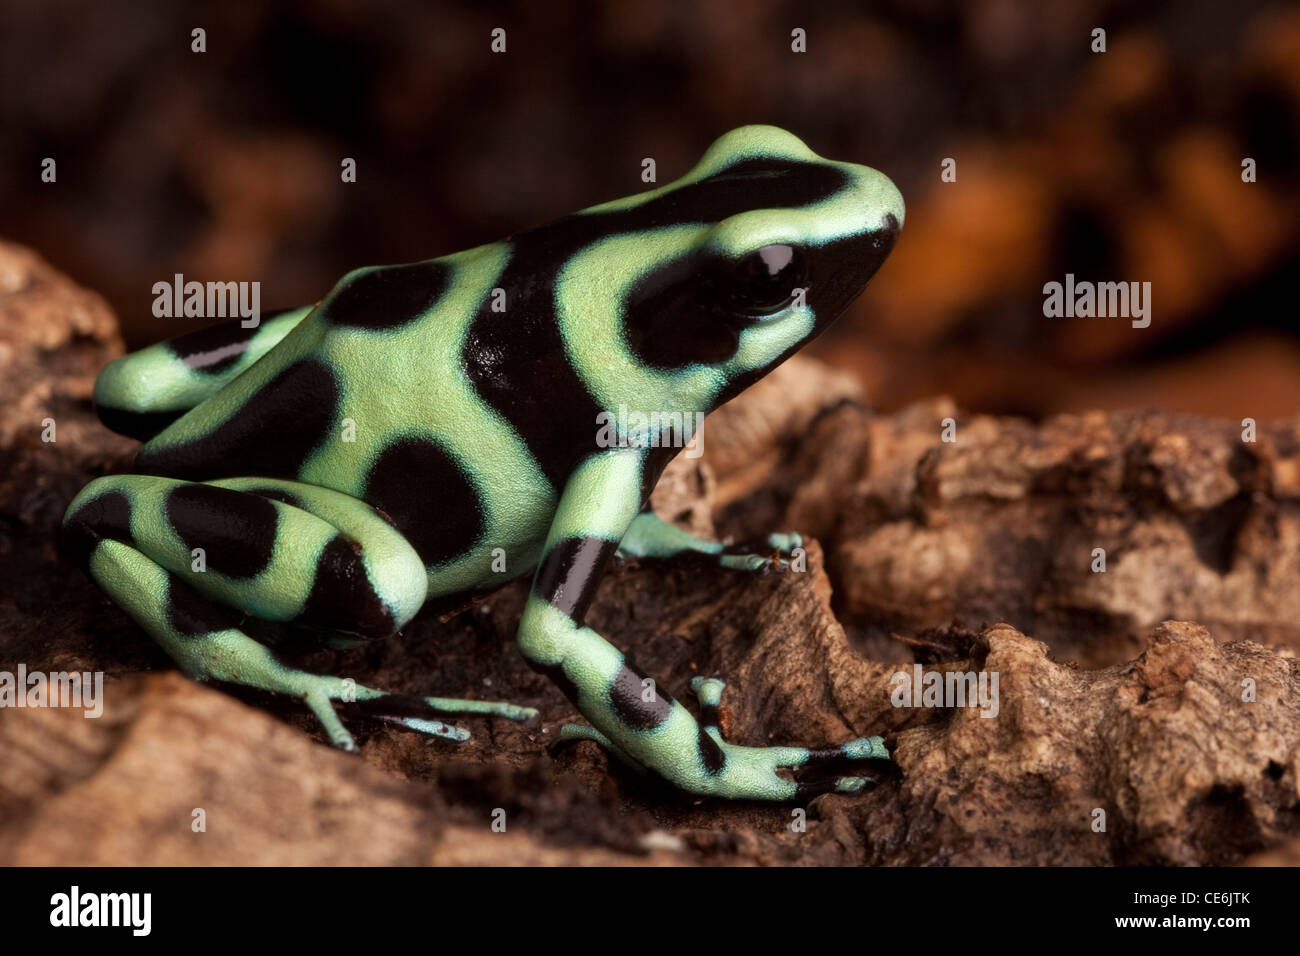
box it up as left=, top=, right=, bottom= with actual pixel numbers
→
left=726, top=244, right=806, bottom=317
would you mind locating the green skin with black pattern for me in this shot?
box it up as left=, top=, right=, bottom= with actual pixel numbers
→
left=64, top=126, right=903, bottom=800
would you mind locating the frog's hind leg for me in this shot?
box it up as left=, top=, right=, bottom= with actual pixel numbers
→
left=93, top=306, right=312, bottom=441
left=62, top=474, right=535, bottom=750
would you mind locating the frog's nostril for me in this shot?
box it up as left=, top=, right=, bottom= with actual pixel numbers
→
left=871, top=212, right=900, bottom=257
left=845, top=211, right=899, bottom=286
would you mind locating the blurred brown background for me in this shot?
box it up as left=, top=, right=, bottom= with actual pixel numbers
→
left=2, top=0, right=1297, bottom=420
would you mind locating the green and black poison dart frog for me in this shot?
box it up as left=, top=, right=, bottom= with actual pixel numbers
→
left=63, top=126, right=903, bottom=800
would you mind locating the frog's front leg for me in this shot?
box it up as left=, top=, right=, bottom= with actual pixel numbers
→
left=63, top=475, right=535, bottom=750
left=619, top=509, right=803, bottom=573
left=519, top=451, right=889, bottom=800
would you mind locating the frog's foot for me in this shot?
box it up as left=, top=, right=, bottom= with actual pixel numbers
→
left=717, top=531, right=804, bottom=573
left=619, top=512, right=805, bottom=574
left=349, top=690, right=539, bottom=745
left=264, top=678, right=540, bottom=750
left=304, top=682, right=471, bottom=749
left=68, top=552, right=533, bottom=752
left=685, top=676, right=889, bottom=798
left=134, top=606, right=536, bottom=752
left=553, top=671, right=889, bottom=801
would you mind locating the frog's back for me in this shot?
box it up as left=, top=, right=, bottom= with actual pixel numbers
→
left=132, top=243, right=558, bottom=587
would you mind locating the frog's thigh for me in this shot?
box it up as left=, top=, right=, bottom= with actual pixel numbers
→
left=62, top=474, right=438, bottom=749
left=64, top=474, right=428, bottom=637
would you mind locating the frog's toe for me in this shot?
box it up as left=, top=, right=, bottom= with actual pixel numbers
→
left=716, top=531, right=805, bottom=574
left=688, top=675, right=727, bottom=732
left=767, top=530, right=803, bottom=553
left=382, top=716, right=472, bottom=742
left=794, top=774, right=874, bottom=799
left=718, top=552, right=777, bottom=573
left=345, top=689, right=537, bottom=741
left=796, top=735, right=891, bottom=776
left=304, top=688, right=359, bottom=751
left=304, top=686, right=474, bottom=747
left=422, top=695, right=539, bottom=723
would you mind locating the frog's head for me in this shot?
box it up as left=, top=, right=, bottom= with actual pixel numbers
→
left=547, top=125, right=903, bottom=416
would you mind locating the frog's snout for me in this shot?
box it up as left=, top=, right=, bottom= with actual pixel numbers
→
left=870, top=170, right=906, bottom=233
left=867, top=159, right=904, bottom=238
left=838, top=161, right=903, bottom=275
